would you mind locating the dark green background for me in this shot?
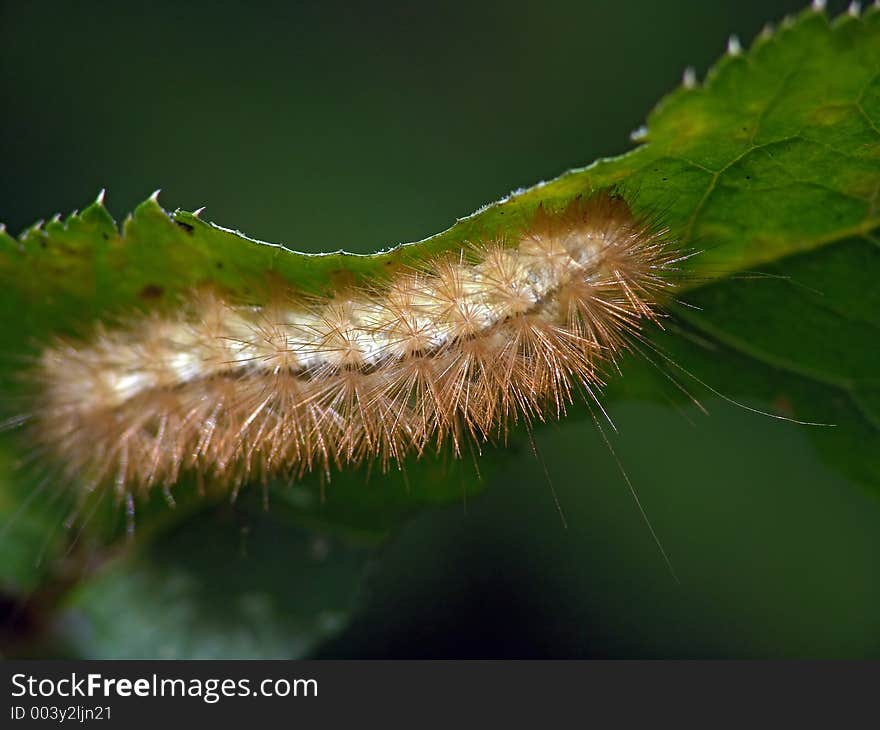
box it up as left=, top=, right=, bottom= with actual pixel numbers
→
left=2, top=0, right=878, bottom=657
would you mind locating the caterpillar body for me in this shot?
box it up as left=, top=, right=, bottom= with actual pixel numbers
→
left=32, top=192, right=680, bottom=498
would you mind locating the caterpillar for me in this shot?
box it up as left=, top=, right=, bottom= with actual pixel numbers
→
left=29, top=192, right=681, bottom=501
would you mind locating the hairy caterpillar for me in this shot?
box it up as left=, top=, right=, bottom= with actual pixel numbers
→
left=29, top=192, right=682, bottom=502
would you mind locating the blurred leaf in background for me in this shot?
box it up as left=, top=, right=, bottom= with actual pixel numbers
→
left=1, top=0, right=879, bottom=658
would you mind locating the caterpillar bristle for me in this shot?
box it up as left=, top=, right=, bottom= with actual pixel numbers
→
left=28, top=191, right=682, bottom=500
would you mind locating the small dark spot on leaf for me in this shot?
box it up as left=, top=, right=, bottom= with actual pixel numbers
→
left=102, top=233, right=109, bottom=240
left=745, top=175, right=751, bottom=180
left=661, top=177, right=668, bottom=182
left=771, top=394, right=795, bottom=418
left=175, top=219, right=194, bottom=234
left=39, top=240, right=47, bottom=249
left=216, top=261, right=224, bottom=269
left=330, top=269, right=358, bottom=289
left=139, top=284, right=164, bottom=300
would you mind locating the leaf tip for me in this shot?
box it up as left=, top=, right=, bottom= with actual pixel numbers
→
left=629, top=125, right=649, bottom=143
left=726, top=34, right=742, bottom=56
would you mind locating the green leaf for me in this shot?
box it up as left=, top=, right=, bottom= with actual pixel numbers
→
left=58, top=501, right=371, bottom=659
left=1, top=4, right=878, bottom=657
